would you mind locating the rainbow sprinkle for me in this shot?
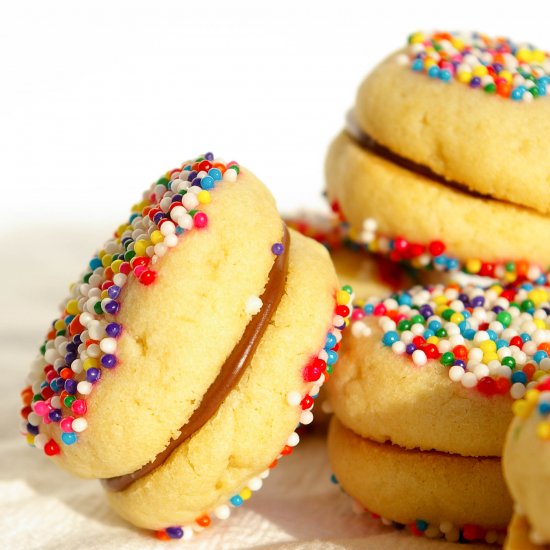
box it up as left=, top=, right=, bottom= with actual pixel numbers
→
left=20, top=153, right=238, bottom=457
left=399, top=31, right=550, bottom=100
left=351, top=282, right=550, bottom=399
left=334, top=209, right=550, bottom=286
left=511, top=376, right=550, bottom=440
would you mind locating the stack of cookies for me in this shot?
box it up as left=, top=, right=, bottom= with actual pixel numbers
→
left=324, top=31, right=550, bottom=545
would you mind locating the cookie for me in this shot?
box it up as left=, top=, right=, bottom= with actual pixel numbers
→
left=503, top=376, right=550, bottom=547
left=19, top=154, right=353, bottom=539
left=327, top=281, right=550, bottom=540
left=326, top=31, right=550, bottom=284
left=328, top=417, right=511, bottom=544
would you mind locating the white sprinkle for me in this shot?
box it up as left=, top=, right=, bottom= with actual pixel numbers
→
left=72, top=418, right=88, bottom=433
left=412, top=350, right=427, bottom=366
left=245, top=296, right=263, bottom=315
left=286, top=391, right=302, bottom=407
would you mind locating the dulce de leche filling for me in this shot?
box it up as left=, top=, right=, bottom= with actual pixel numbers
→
left=102, top=225, right=290, bottom=492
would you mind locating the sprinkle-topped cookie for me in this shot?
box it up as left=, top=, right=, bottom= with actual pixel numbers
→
left=351, top=283, right=550, bottom=399
left=20, top=153, right=239, bottom=455
left=399, top=31, right=550, bottom=100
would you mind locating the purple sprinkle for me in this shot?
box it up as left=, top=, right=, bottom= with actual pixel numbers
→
left=493, top=305, right=503, bottom=314
left=205, top=152, right=214, bottom=161
left=271, top=242, right=284, bottom=256
left=86, top=368, right=101, bottom=383
left=48, top=409, right=62, bottom=422
left=27, top=423, right=39, bottom=435
left=165, top=527, right=184, bottom=539
left=153, top=212, right=166, bottom=224
left=470, top=76, right=482, bottom=88
left=454, top=359, right=466, bottom=369
left=72, top=334, right=82, bottom=346
left=64, top=379, right=77, bottom=394
left=472, top=296, right=485, bottom=307
left=65, top=352, right=77, bottom=365
left=171, top=194, right=182, bottom=203
left=104, top=301, right=120, bottom=315
left=191, top=177, right=202, bottom=187
left=406, top=343, right=416, bottom=355
left=108, top=285, right=121, bottom=299
left=419, top=305, right=433, bottom=318
left=101, top=354, right=117, bottom=369
left=188, top=170, right=197, bottom=181
left=106, top=322, right=122, bottom=338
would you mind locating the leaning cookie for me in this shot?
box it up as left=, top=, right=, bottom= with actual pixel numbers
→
left=328, top=282, right=550, bottom=543
left=326, top=31, right=550, bottom=284
left=503, top=376, right=550, bottom=548
left=19, top=154, right=352, bottom=539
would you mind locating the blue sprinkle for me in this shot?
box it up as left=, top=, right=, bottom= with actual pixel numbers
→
left=398, top=293, right=412, bottom=306
left=382, top=331, right=399, bottom=347
left=496, top=339, right=508, bottom=350
left=325, top=333, right=337, bottom=350
left=230, top=495, right=243, bottom=507
left=89, top=257, right=102, bottom=270
left=486, top=329, right=498, bottom=342
left=521, top=333, right=532, bottom=342
left=416, top=519, right=428, bottom=532
left=201, top=175, right=215, bottom=190
left=439, top=69, right=452, bottom=82
left=534, top=350, right=548, bottom=364
left=428, top=66, right=440, bottom=78
left=330, top=474, right=338, bottom=484
left=463, top=329, right=476, bottom=341
left=511, top=87, right=524, bottom=100
left=208, top=168, right=222, bottom=181
left=61, top=432, right=77, bottom=445
left=411, top=59, right=424, bottom=72
left=327, top=350, right=338, bottom=365
left=423, top=329, right=434, bottom=339
left=428, top=320, right=441, bottom=332
left=446, top=258, right=459, bottom=270
left=364, top=304, right=374, bottom=315
left=511, top=371, right=528, bottom=385
left=539, top=402, right=550, bottom=415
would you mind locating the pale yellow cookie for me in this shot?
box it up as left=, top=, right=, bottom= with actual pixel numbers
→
left=326, top=317, right=512, bottom=457
left=504, top=514, right=546, bottom=550
left=328, top=417, right=512, bottom=531
left=355, top=34, right=550, bottom=214
left=326, top=131, right=550, bottom=267
left=21, top=154, right=351, bottom=538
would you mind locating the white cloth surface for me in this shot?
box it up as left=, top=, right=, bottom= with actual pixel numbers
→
left=0, top=227, right=489, bottom=549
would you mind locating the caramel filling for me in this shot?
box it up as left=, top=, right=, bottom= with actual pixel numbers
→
left=102, top=226, right=290, bottom=492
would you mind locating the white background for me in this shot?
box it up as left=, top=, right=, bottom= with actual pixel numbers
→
left=1, top=0, right=550, bottom=231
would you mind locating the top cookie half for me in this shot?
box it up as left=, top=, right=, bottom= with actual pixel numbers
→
left=354, top=31, right=550, bottom=214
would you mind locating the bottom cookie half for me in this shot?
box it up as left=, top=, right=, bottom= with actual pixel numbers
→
left=328, top=417, right=512, bottom=535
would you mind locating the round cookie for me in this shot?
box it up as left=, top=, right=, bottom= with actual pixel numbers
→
left=326, top=30, right=550, bottom=284
left=355, top=31, right=550, bottom=214
left=19, top=153, right=353, bottom=538
left=503, top=376, right=550, bottom=547
left=329, top=417, right=511, bottom=543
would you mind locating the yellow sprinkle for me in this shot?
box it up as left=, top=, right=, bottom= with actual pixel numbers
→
left=504, top=272, right=517, bottom=283
left=535, top=319, right=546, bottom=330
left=26, top=434, right=35, bottom=446
left=457, top=71, right=472, bottom=84
left=111, top=259, right=123, bottom=274
left=117, top=223, right=129, bottom=237
left=525, top=389, right=540, bottom=404
left=465, top=258, right=481, bottom=273
left=451, top=38, right=464, bottom=50
left=517, top=47, right=533, bottom=63
left=490, top=284, right=503, bottom=295
left=434, top=295, right=448, bottom=305
left=348, top=228, right=359, bottom=241
left=450, top=312, right=464, bottom=324
left=479, top=340, right=497, bottom=353
left=534, top=370, right=547, bottom=381
left=101, top=254, right=113, bottom=268
left=410, top=32, right=425, bottom=44
left=101, top=290, right=109, bottom=300
left=533, top=49, right=546, bottom=63
left=427, top=336, right=439, bottom=345
left=483, top=352, right=499, bottom=364
left=529, top=289, right=549, bottom=307
left=240, top=488, right=252, bottom=500
left=498, top=70, right=512, bottom=83
left=424, top=57, right=436, bottom=69
left=436, top=304, right=448, bottom=316
left=344, top=318, right=350, bottom=328
left=537, top=422, right=550, bottom=440
left=336, top=290, right=350, bottom=305
left=98, top=249, right=106, bottom=259
left=134, top=240, right=150, bottom=257
left=472, top=65, right=488, bottom=77
left=512, top=400, right=533, bottom=419
left=150, top=230, right=164, bottom=245
left=54, top=319, right=66, bottom=331
left=83, top=358, right=98, bottom=371
left=66, top=299, right=80, bottom=316
left=197, top=190, right=211, bottom=204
